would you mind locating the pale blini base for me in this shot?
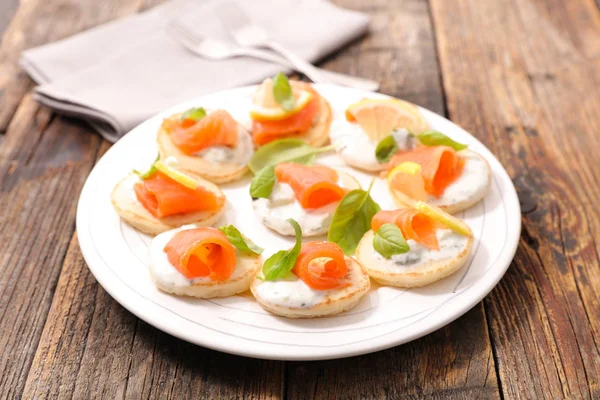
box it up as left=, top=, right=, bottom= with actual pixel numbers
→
left=157, top=116, right=252, bottom=184
left=111, top=173, right=225, bottom=236
left=250, top=257, right=371, bottom=318
left=356, top=230, right=474, bottom=287
left=150, top=252, right=262, bottom=299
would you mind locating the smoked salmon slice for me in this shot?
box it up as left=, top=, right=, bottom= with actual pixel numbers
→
left=274, top=163, right=345, bottom=209
left=293, top=241, right=349, bottom=290
left=252, top=84, right=320, bottom=146
left=162, top=110, right=238, bottom=155
left=164, top=227, right=236, bottom=280
left=371, top=208, right=440, bottom=250
left=388, top=146, right=464, bottom=197
left=134, top=171, right=223, bottom=218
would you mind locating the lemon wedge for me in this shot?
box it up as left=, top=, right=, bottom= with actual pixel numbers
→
left=387, top=162, right=428, bottom=201
left=387, top=162, right=421, bottom=183
left=346, top=98, right=429, bottom=141
left=415, top=201, right=472, bottom=236
left=250, top=79, right=313, bottom=121
left=155, top=160, right=197, bottom=190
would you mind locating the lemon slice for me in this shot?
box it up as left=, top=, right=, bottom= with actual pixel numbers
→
left=387, top=162, right=421, bottom=183
left=155, top=160, right=197, bottom=190
left=346, top=98, right=429, bottom=141
left=387, top=162, right=428, bottom=201
left=415, top=201, right=472, bottom=236
left=250, top=79, right=313, bottom=121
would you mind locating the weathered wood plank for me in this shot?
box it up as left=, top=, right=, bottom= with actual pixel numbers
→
left=324, top=0, right=446, bottom=114
left=287, top=304, right=498, bottom=399
left=7, top=0, right=502, bottom=398
left=0, top=0, right=171, bottom=397
left=0, top=96, right=101, bottom=398
left=0, top=0, right=284, bottom=396
left=287, top=0, right=499, bottom=398
left=22, top=232, right=284, bottom=399
left=430, top=0, right=600, bottom=397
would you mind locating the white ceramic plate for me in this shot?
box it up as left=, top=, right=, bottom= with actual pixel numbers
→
left=77, top=84, right=520, bottom=361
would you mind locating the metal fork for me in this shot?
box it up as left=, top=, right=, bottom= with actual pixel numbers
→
left=168, top=22, right=378, bottom=91
left=213, top=2, right=379, bottom=91
left=168, top=21, right=288, bottom=63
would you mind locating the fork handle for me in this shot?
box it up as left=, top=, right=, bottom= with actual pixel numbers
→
left=313, top=68, right=379, bottom=92
left=266, top=41, right=325, bottom=83
left=239, top=45, right=379, bottom=91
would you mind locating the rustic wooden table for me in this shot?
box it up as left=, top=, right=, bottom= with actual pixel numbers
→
left=1, top=0, right=599, bottom=398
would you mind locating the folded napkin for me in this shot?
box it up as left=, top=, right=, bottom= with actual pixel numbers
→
left=20, top=0, right=369, bottom=142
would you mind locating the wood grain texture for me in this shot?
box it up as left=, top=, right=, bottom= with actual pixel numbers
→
left=0, top=1, right=285, bottom=398
left=0, top=95, right=101, bottom=398
left=285, top=1, right=499, bottom=398
left=323, top=0, right=446, bottom=114
left=430, top=0, right=600, bottom=398
left=287, top=304, right=498, bottom=399
left=1, top=0, right=598, bottom=397
left=0, top=0, right=167, bottom=397
left=9, top=0, right=499, bottom=398
left=22, top=231, right=283, bottom=399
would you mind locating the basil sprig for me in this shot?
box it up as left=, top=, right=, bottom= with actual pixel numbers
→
left=272, top=73, right=295, bottom=111
left=133, top=154, right=160, bottom=179
left=328, top=181, right=381, bottom=255
left=218, top=225, right=264, bottom=255
left=249, top=166, right=276, bottom=199
left=181, top=107, right=207, bottom=121
left=375, top=135, right=399, bottom=163
left=248, top=138, right=335, bottom=173
left=417, top=130, right=467, bottom=151
left=248, top=138, right=336, bottom=198
left=262, top=219, right=303, bottom=281
left=373, top=223, right=409, bottom=258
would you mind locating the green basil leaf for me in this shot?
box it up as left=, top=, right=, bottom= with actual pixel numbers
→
left=272, top=73, right=295, bottom=111
left=133, top=154, right=160, bottom=179
left=373, top=223, right=409, bottom=258
left=218, top=225, right=264, bottom=255
left=248, top=138, right=336, bottom=173
left=249, top=166, right=276, bottom=199
left=375, top=135, right=399, bottom=163
left=181, top=107, right=207, bottom=121
left=417, top=130, right=468, bottom=151
left=327, top=181, right=381, bottom=255
left=261, top=251, right=287, bottom=279
left=263, top=219, right=303, bottom=280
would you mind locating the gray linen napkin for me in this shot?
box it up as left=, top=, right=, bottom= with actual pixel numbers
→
left=20, top=0, right=369, bottom=142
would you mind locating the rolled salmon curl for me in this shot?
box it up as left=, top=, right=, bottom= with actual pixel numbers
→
left=292, top=241, right=350, bottom=290
left=164, top=228, right=236, bottom=281
left=388, top=145, right=464, bottom=198
left=162, top=110, right=239, bottom=155
left=371, top=209, right=440, bottom=250
left=274, top=163, right=346, bottom=209
left=134, top=171, right=224, bottom=218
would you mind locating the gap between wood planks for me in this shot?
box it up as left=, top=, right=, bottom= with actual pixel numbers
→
left=0, top=0, right=538, bottom=397
left=430, top=0, right=600, bottom=397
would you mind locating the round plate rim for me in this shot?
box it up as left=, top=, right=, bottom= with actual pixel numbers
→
left=76, top=83, right=521, bottom=361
